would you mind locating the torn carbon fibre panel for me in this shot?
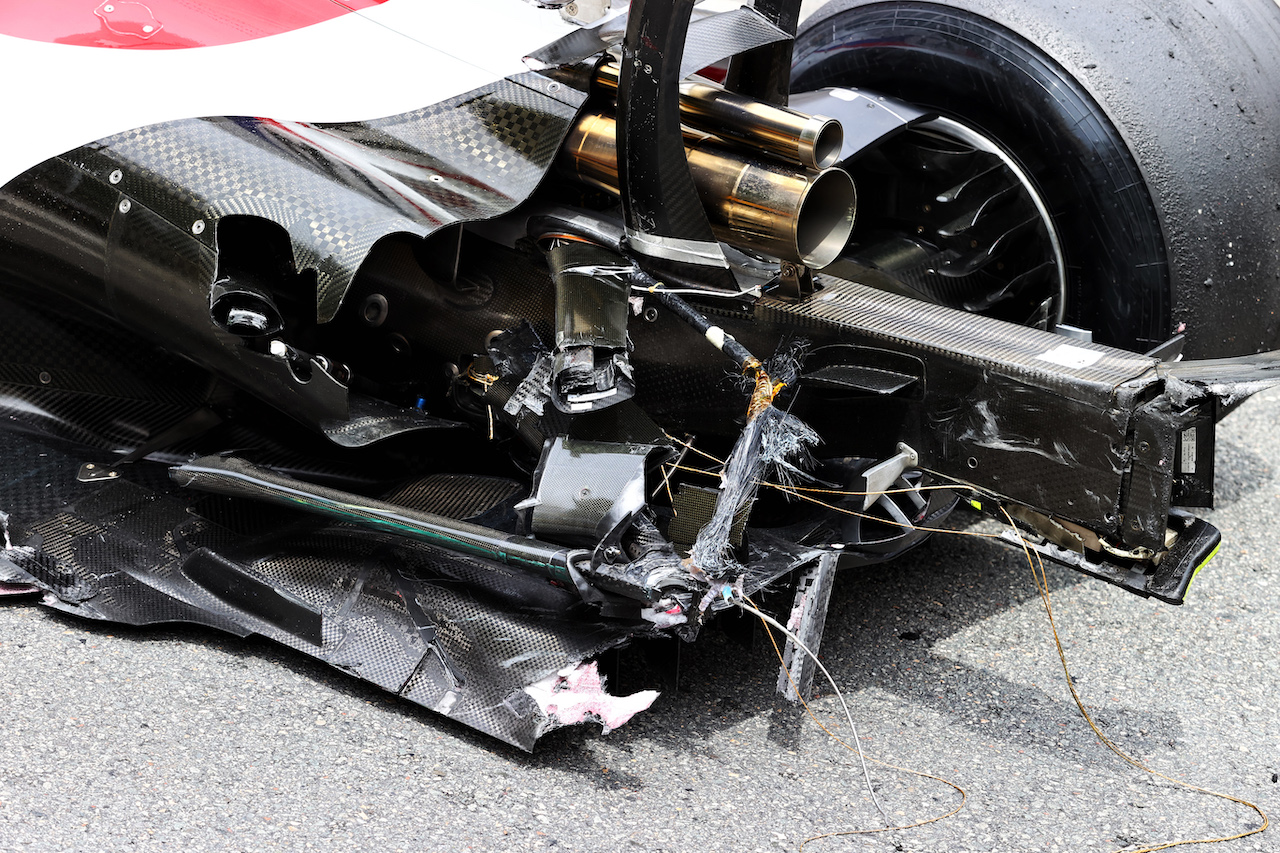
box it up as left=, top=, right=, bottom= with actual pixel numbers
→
left=0, top=429, right=648, bottom=750
left=741, top=279, right=1166, bottom=542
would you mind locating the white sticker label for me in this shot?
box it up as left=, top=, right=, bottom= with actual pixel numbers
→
left=1181, top=427, right=1198, bottom=474
left=1035, top=344, right=1104, bottom=369
left=829, top=88, right=860, bottom=101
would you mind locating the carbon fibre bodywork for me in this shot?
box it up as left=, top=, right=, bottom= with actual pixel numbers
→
left=3, top=0, right=1280, bottom=747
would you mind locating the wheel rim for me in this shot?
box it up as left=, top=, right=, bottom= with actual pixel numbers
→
left=838, top=114, right=1068, bottom=330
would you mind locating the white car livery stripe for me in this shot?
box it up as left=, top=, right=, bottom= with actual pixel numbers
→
left=0, top=0, right=575, bottom=188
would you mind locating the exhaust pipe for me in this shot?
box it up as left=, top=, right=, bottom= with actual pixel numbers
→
left=595, top=62, right=844, bottom=171
left=560, top=113, right=856, bottom=270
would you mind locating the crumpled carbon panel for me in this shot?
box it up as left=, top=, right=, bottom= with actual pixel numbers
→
left=69, top=71, right=588, bottom=322
left=0, top=430, right=637, bottom=750
left=751, top=279, right=1161, bottom=531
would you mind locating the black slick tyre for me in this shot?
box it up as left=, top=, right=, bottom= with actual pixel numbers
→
left=793, top=0, right=1280, bottom=356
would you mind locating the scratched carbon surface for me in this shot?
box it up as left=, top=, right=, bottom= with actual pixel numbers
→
left=0, top=427, right=638, bottom=750
left=750, top=278, right=1149, bottom=530
left=68, top=72, right=587, bottom=323
left=760, top=279, right=1161, bottom=402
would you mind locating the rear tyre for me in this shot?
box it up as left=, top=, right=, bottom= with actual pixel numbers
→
left=794, top=0, right=1280, bottom=356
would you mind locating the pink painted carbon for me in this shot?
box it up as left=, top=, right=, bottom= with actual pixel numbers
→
left=0, top=0, right=388, bottom=50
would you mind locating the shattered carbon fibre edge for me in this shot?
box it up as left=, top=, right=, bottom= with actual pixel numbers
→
left=0, top=429, right=656, bottom=751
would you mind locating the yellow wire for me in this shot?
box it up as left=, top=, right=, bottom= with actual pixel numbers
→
left=465, top=364, right=499, bottom=390
left=666, top=432, right=1266, bottom=849
left=997, top=506, right=1269, bottom=853
left=660, top=431, right=975, bottom=499
left=773, top=483, right=1004, bottom=540
left=749, top=508, right=1268, bottom=851
left=663, top=431, right=727, bottom=467
left=764, top=480, right=961, bottom=498
left=662, top=458, right=1005, bottom=541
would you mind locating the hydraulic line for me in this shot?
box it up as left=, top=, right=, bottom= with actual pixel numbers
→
left=171, top=454, right=586, bottom=586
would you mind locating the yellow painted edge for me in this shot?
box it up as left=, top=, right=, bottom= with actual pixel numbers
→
left=1183, top=540, right=1222, bottom=598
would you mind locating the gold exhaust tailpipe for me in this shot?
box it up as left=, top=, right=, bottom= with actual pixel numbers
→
left=561, top=113, right=856, bottom=270
left=595, top=62, right=844, bottom=170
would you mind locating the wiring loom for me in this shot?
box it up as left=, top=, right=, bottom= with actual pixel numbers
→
left=679, top=438, right=1269, bottom=852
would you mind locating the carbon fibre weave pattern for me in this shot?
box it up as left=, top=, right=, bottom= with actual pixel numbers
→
left=749, top=278, right=1155, bottom=531
left=382, top=474, right=524, bottom=521
left=761, top=279, right=1160, bottom=400
left=68, top=72, right=588, bottom=322
left=0, top=289, right=210, bottom=451
left=0, top=428, right=638, bottom=750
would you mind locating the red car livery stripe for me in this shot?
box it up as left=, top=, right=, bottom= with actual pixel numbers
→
left=0, top=0, right=388, bottom=50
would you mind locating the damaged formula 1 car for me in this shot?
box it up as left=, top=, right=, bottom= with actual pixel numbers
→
left=2, top=0, right=1280, bottom=749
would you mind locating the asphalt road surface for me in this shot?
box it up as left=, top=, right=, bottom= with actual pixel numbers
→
left=2, top=387, right=1277, bottom=853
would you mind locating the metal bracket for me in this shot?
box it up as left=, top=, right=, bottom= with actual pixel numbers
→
left=77, top=462, right=123, bottom=483
left=774, top=261, right=814, bottom=301
left=859, top=442, right=919, bottom=511
left=77, top=407, right=223, bottom=483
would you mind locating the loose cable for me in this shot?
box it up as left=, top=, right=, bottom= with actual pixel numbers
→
left=662, top=457, right=1004, bottom=541
left=732, top=594, right=890, bottom=826
left=999, top=506, right=1269, bottom=853
left=672, top=434, right=1266, bottom=851
left=737, top=594, right=969, bottom=850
